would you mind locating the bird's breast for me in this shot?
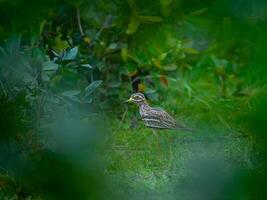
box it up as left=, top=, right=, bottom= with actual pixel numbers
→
left=139, top=105, right=150, bottom=118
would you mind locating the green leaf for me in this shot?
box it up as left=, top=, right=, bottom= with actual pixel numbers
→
left=42, top=61, right=58, bottom=71
left=81, top=64, right=93, bottom=69
left=62, top=47, right=78, bottom=61
left=108, top=43, right=118, bottom=50
left=126, top=18, right=139, bottom=35
left=188, top=7, right=208, bottom=16
left=121, top=48, right=128, bottom=62
left=85, top=80, right=103, bottom=97
left=61, top=90, right=81, bottom=103
left=62, top=90, right=81, bottom=97
left=125, top=63, right=137, bottom=76
left=108, top=82, right=121, bottom=88
left=6, top=35, right=21, bottom=55
left=162, top=63, right=177, bottom=71
left=182, top=47, right=199, bottom=54
left=138, top=16, right=162, bottom=22
left=0, top=46, right=7, bottom=55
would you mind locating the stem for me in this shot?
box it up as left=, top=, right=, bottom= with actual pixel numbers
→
left=77, top=7, right=84, bottom=37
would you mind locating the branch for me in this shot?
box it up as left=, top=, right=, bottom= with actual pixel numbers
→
left=76, top=7, right=84, bottom=37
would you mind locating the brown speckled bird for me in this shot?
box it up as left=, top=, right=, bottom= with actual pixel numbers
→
left=125, top=93, right=193, bottom=131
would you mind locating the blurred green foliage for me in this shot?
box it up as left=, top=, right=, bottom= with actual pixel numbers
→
left=0, top=0, right=267, bottom=199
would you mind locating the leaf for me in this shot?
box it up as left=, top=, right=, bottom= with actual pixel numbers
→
left=65, top=61, right=79, bottom=68
left=125, top=63, right=137, bottom=77
left=61, top=90, right=81, bottom=103
left=81, top=64, right=93, bottom=69
left=188, top=8, right=208, bottom=16
left=39, top=20, right=46, bottom=35
left=102, top=15, right=113, bottom=29
left=121, top=48, right=128, bottom=62
left=62, top=47, right=78, bottom=61
left=108, top=43, right=118, bottom=50
left=203, top=43, right=221, bottom=53
left=42, top=61, right=58, bottom=71
left=158, top=53, right=167, bottom=61
left=138, top=16, right=162, bottom=22
left=182, top=47, right=199, bottom=54
left=85, top=80, right=103, bottom=97
left=41, top=72, right=50, bottom=81
left=0, top=46, right=7, bottom=56
left=108, top=82, right=121, bottom=88
left=162, top=63, right=177, bottom=71
left=126, top=18, right=139, bottom=35
left=6, top=35, right=21, bottom=55
left=62, top=90, right=81, bottom=97
left=152, top=58, right=161, bottom=68
left=83, top=36, right=91, bottom=44
left=127, top=0, right=137, bottom=9
left=138, top=83, right=146, bottom=92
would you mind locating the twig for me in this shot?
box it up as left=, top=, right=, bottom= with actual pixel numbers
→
left=76, top=7, right=84, bottom=37
left=89, top=15, right=113, bottom=48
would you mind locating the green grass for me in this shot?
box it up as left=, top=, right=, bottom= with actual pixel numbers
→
left=104, top=117, right=252, bottom=198
left=103, top=76, right=256, bottom=198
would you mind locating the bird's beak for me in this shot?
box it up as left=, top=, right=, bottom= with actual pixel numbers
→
left=125, top=97, right=133, bottom=103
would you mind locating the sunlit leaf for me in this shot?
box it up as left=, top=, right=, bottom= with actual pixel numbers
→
left=62, top=47, right=78, bottom=61
left=162, top=63, right=177, bottom=71
left=81, top=64, right=93, bottom=69
left=108, top=43, right=118, bottom=50
left=121, top=48, right=128, bottom=62
left=152, top=58, right=161, bottom=68
left=138, top=83, right=146, bottom=92
left=158, top=53, right=167, bottom=61
left=53, top=34, right=69, bottom=52
left=126, top=18, right=139, bottom=35
left=83, top=36, right=91, bottom=44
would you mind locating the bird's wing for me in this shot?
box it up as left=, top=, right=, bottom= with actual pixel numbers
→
left=142, top=107, right=177, bottom=129
left=142, top=107, right=194, bottom=131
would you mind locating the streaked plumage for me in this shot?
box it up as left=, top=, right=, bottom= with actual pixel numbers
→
left=125, top=93, right=193, bottom=131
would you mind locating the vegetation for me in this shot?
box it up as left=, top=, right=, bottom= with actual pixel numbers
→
left=0, top=0, right=267, bottom=199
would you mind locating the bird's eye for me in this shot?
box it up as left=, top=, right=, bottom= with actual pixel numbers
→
left=132, top=95, right=141, bottom=100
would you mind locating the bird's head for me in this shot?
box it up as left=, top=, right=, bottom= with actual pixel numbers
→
left=125, top=93, right=147, bottom=105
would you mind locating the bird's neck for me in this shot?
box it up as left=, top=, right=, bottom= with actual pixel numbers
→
left=139, top=101, right=150, bottom=110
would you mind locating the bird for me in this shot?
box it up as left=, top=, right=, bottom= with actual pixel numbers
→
left=125, top=92, right=193, bottom=131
